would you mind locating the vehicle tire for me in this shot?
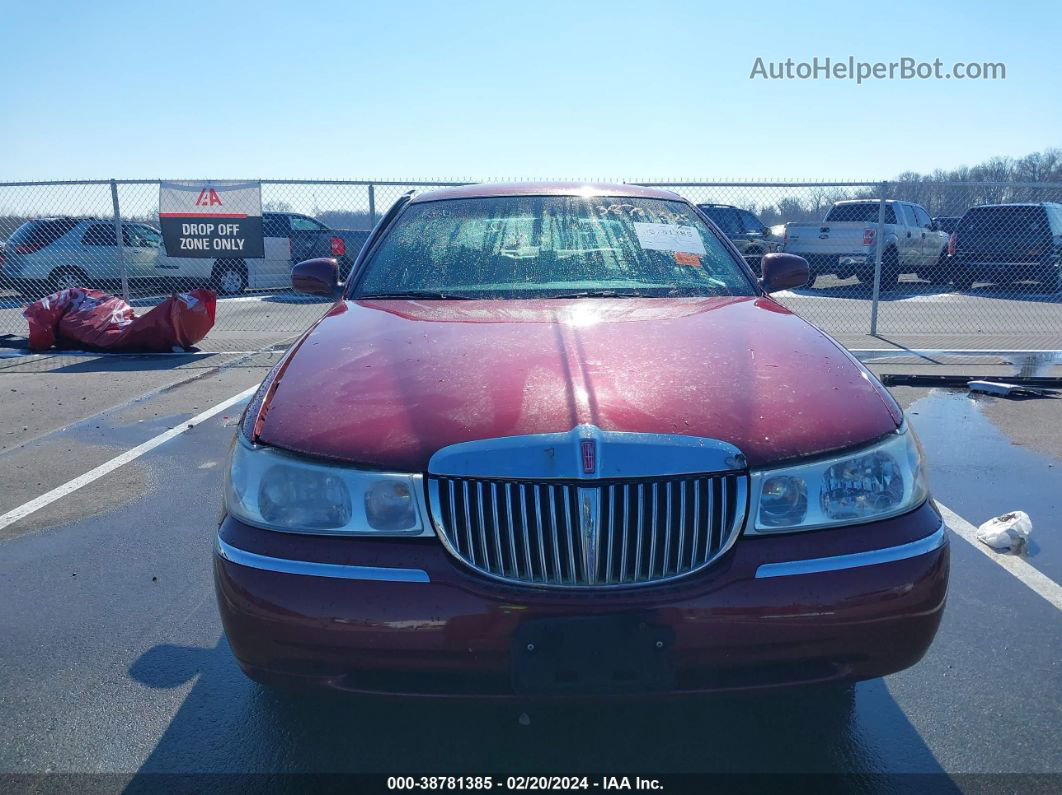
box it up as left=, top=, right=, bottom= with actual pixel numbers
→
left=212, top=260, right=248, bottom=295
left=937, top=247, right=949, bottom=267
left=921, top=249, right=949, bottom=282
left=855, top=250, right=899, bottom=290
left=48, top=266, right=89, bottom=294
left=879, top=248, right=900, bottom=290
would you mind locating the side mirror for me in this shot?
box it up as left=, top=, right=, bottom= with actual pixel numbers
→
left=291, top=257, right=341, bottom=297
left=759, top=253, right=809, bottom=293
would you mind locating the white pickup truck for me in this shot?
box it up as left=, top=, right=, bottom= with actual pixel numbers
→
left=782, top=200, right=949, bottom=288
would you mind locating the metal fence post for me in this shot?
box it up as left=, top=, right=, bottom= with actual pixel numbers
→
left=109, top=179, right=129, bottom=302
left=869, top=181, right=889, bottom=336
left=368, top=183, right=376, bottom=228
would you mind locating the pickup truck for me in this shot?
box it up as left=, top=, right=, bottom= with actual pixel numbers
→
left=155, top=212, right=371, bottom=294
left=782, top=200, right=949, bottom=288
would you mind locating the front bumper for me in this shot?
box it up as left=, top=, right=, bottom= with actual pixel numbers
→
left=214, top=501, right=949, bottom=698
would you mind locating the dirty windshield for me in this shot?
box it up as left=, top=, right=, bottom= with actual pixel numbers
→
left=354, top=196, right=755, bottom=299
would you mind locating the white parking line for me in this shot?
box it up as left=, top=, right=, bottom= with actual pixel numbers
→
left=937, top=503, right=1062, bottom=611
left=0, top=385, right=257, bottom=534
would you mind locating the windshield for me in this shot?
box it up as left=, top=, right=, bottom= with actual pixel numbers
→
left=353, top=196, right=755, bottom=299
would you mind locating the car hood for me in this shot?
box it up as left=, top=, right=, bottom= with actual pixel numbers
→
left=257, top=296, right=901, bottom=471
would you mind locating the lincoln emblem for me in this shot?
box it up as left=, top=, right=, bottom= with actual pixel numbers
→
left=580, top=439, right=596, bottom=475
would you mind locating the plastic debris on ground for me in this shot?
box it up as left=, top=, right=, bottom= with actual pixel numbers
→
left=23, top=287, right=216, bottom=353
left=967, top=380, right=1058, bottom=398
left=976, top=511, right=1033, bottom=554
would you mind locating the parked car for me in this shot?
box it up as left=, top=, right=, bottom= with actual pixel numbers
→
left=783, top=200, right=949, bottom=287
left=947, top=203, right=1062, bottom=291
left=2, top=217, right=166, bottom=296
left=932, top=216, right=961, bottom=235
left=156, top=212, right=371, bottom=294
left=214, top=182, right=948, bottom=706
left=696, top=203, right=780, bottom=273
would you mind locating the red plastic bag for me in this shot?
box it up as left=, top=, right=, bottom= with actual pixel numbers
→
left=24, top=288, right=217, bottom=352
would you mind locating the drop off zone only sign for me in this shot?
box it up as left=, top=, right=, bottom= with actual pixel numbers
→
left=159, top=181, right=264, bottom=258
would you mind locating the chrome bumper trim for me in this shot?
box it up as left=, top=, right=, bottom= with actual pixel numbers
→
left=215, top=536, right=430, bottom=583
left=754, top=523, right=947, bottom=579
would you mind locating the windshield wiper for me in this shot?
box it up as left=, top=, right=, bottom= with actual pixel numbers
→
left=545, top=289, right=648, bottom=299
left=357, top=291, right=479, bottom=300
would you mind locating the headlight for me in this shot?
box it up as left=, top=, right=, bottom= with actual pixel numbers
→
left=225, top=436, right=433, bottom=536
left=747, top=423, right=928, bottom=534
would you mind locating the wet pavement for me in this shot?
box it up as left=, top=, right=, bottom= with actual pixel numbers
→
left=0, top=362, right=1059, bottom=789
left=903, top=389, right=1062, bottom=581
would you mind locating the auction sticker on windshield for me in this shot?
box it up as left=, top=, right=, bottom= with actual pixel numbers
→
left=159, top=180, right=265, bottom=259
left=633, top=222, right=706, bottom=255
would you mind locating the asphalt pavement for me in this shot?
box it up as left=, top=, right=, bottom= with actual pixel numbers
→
left=0, top=353, right=1059, bottom=791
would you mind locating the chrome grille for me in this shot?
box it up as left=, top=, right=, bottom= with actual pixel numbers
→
left=429, top=474, right=748, bottom=587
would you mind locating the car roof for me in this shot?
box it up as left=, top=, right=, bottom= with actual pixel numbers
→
left=409, top=182, right=684, bottom=204
left=27, top=216, right=104, bottom=223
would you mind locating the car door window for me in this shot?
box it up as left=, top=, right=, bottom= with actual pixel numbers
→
left=263, top=214, right=290, bottom=237
left=128, top=225, right=162, bottom=247
left=291, top=216, right=325, bottom=232
left=701, top=207, right=741, bottom=235
left=913, top=206, right=933, bottom=229
left=899, top=204, right=918, bottom=226
left=81, top=224, right=117, bottom=246
left=738, top=210, right=766, bottom=235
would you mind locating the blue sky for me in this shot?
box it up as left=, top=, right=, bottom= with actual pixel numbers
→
left=1, top=0, right=1058, bottom=181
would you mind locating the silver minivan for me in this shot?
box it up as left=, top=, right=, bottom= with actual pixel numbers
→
left=2, top=217, right=162, bottom=296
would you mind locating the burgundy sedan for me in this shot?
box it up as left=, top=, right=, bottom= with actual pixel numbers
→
left=214, top=183, right=948, bottom=700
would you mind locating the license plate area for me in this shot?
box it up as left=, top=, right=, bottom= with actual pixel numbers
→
left=512, top=614, right=675, bottom=694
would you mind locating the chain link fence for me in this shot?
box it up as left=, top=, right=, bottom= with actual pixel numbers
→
left=2, top=179, right=1060, bottom=356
